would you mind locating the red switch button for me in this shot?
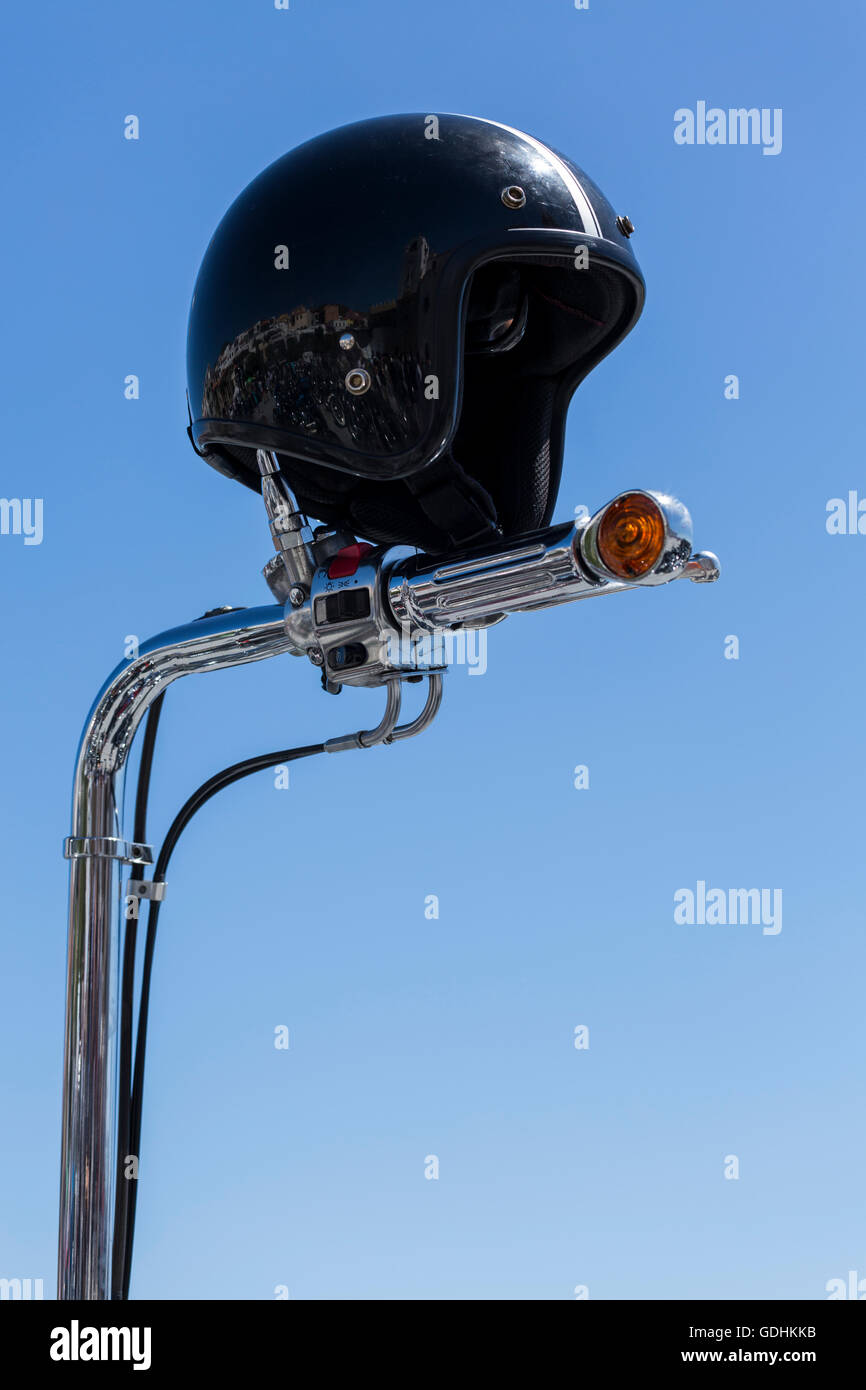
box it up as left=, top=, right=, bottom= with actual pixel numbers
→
left=327, top=542, right=373, bottom=580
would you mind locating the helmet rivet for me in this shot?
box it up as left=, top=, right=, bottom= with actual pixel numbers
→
left=501, top=185, right=526, bottom=210
left=338, top=332, right=355, bottom=350
left=345, top=368, right=371, bottom=395
left=616, top=215, right=635, bottom=237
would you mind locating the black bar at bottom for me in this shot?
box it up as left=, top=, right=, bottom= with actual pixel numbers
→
left=6, top=1297, right=864, bottom=1376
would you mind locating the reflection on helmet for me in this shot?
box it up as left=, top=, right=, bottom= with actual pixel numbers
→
left=187, top=113, right=644, bottom=553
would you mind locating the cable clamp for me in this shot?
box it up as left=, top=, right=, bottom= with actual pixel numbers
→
left=64, top=836, right=153, bottom=864
left=124, top=877, right=167, bottom=921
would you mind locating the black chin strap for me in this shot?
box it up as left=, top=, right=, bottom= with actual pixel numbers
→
left=405, top=453, right=500, bottom=550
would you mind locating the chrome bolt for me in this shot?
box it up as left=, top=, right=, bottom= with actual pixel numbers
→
left=338, top=332, right=355, bottom=351
left=345, top=368, right=371, bottom=395
left=289, top=586, right=306, bottom=608
left=306, top=646, right=325, bottom=667
left=501, top=185, right=526, bottom=210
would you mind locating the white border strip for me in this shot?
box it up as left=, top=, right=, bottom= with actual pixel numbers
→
left=467, top=115, right=602, bottom=236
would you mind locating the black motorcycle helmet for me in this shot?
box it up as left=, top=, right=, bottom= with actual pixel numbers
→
left=187, top=113, right=644, bottom=554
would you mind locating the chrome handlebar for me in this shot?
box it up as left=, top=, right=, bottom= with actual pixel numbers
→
left=285, top=489, right=720, bottom=689
left=58, top=480, right=718, bottom=1299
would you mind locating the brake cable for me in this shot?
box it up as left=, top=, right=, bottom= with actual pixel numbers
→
left=118, top=737, right=328, bottom=1298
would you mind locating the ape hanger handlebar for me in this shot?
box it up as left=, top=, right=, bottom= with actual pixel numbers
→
left=58, top=471, right=718, bottom=1300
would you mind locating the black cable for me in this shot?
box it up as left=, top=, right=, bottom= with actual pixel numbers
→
left=111, top=604, right=247, bottom=1297
left=133, top=694, right=168, bottom=844
left=110, top=690, right=166, bottom=1299
left=119, top=738, right=327, bottom=1299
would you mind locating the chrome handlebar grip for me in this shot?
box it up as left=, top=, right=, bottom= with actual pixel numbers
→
left=384, top=522, right=595, bottom=632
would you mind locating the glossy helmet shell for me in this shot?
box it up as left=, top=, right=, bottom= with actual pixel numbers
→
left=187, top=112, right=644, bottom=553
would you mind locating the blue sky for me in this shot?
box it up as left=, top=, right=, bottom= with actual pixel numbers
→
left=1, top=0, right=864, bottom=1299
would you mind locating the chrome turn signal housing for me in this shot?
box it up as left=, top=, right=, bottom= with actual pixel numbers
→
left=578, top=489, right=694, bottom=586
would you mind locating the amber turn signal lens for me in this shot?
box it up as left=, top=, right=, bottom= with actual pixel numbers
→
left=596, top=493, right=665, bottom=578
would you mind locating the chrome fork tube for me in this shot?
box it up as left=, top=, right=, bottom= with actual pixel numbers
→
left=58, top=605, right=296, bottom=1299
